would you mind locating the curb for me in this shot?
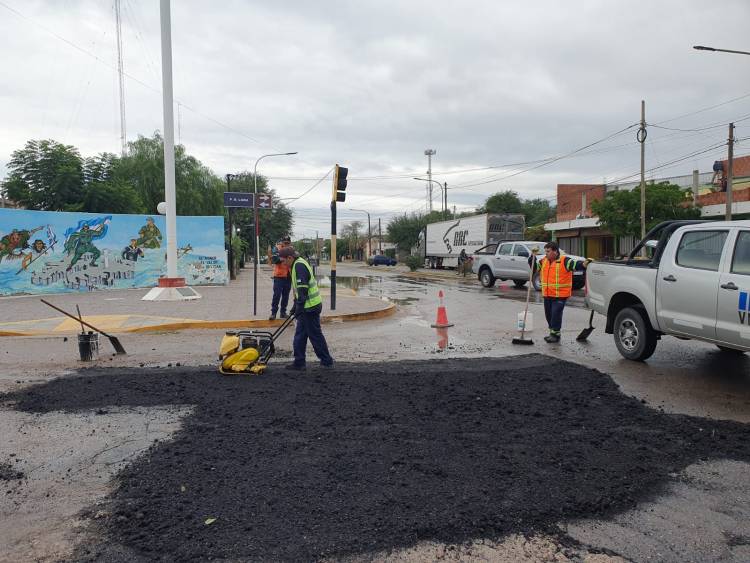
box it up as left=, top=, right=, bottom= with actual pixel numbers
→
left=0, top=303, right=397, bottom=337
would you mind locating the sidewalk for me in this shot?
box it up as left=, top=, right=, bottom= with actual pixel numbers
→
left=0, top=265, right=394, bottom=336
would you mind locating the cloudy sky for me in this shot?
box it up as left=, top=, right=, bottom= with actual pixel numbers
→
left=2, top=0, right=749, bottom=237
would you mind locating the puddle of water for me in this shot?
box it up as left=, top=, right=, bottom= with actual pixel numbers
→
left=435, top=327, right=449, bottom=350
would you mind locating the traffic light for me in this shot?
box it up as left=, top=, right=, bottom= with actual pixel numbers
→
left=334, top=164, right=348, bottom=203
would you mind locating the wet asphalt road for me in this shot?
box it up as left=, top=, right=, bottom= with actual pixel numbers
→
left=329, top=264, right=750, bottom=424
left=2, top=263, right=750, bottom=562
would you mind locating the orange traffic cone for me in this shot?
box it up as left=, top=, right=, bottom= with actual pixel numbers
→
left=431, top=290, right=454, bottom=328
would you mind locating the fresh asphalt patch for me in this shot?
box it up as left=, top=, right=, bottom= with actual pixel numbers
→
left=3, top=355, right=750, bottom=561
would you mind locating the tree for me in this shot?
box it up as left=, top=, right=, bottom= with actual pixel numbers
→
left=3, top=139, right=84, bottom=210
left=480, top=190, right=523, bottom=215
left=340, top=221, right=363, bottom=259
left=591, top=182, right=701, bottom=240
left=113, top=133, right=224, bottom=216
left=75, top=153, right=145, bottom=214
left=386, top=210, right=445, bottom=252
left=522, top=197, right=556, bottom=227
left=480, top=190, right=556, bottom=227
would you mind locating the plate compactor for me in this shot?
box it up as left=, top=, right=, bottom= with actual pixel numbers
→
left=219, top=313, right=297, bottom=375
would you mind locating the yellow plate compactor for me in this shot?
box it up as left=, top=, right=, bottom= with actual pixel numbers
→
left=218, top=313, right=297, bottom=375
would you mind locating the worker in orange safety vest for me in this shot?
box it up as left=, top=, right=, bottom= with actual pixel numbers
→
left=529, top=241, right=591, bottom=343
left=269, top=235, right=292, bottom=320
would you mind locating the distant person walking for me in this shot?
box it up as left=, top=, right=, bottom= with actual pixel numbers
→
left=530, top=242, right=590, bottom=343
left=279, top=246, right=334, bottom=370
left=457, top=249, right=467, bottom=276
left=269, top=236, right=292, bottom=320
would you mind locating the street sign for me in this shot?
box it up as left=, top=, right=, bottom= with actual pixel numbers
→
left=257, top=194, right=273, bottom=209
left=223, top=192, right=254, bottom=208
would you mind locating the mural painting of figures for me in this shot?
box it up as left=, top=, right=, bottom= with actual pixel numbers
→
left=0, top=226, right=43, bottom=263
left=0, top=208, right=227, bottom=296
left=122, top=239, right=144, bottom=262
left=63, top=216, right=111, bottom=271
left=137, top=217, right=162, bottom=249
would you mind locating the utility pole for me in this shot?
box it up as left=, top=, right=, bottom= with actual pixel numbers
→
left=638, top=100, right=647, bottom=254
left=424, top=149, right=436, bottom=212
left=225, top=174, right=235, bottom=280
left=115, top=0, right=126, bottom=156
left=727, top=123, right=735, bottom=221
left=378, top=218, right=382, bottom=254
left=443, top=182, right=448, bottom=219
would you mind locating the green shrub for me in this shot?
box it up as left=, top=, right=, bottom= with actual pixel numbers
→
left=405, top=255, right=422, bottom=271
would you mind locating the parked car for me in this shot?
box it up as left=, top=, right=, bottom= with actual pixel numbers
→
left=587, top=219, right=750, bottom=361
left=471, top=241, right=586, bottom=290
left=368, top=254, right=397, bottom=266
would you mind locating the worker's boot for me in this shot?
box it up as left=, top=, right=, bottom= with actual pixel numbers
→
left=544, top=332, right=561, bottom=343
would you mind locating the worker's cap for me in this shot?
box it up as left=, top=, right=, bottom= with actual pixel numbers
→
left=281, top=235, right=291, bottom=243
left=278, top=246, right=297, bottom=258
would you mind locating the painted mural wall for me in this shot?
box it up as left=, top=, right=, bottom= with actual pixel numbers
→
left=0, top=208, right=228, bottom=296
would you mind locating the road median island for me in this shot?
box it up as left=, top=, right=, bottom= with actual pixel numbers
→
left=0, top=296, right=395, bottom=336
left=3, top=354, right=750, bottom=561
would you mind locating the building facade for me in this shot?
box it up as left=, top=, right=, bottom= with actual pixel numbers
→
left=544, top=155, right=750, bottom=259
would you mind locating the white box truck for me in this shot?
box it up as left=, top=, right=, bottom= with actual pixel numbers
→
left=415, top=213, right=525, bottom=269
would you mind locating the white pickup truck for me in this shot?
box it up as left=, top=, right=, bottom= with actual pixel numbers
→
left=472, top=240, right=587, bottom=290
left=586, top=220, right=750, bottom=361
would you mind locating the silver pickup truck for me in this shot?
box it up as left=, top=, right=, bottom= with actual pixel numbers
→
left=586, top=220, right=750, bottom=361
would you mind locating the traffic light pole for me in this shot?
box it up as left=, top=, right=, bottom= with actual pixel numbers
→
left=330, top=198, right=337, bottom=311
left=330, top=164, right=348, bottom=311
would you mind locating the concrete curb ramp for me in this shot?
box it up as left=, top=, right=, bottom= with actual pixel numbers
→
left=0, top=304, right=396, bottom=337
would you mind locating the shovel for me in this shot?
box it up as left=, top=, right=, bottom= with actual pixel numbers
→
left=576, top=310, right=596, bottom=341
left=41, top=299, right=127, bottom=355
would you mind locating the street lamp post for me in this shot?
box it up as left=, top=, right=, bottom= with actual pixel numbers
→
left=350, top=209, right=372, bottom=258
left=413, top=177, right=447, bottom=218
left=252, top=152, right=297, bottom=316
left=424, top=149, right=436, bottom=212
left=693, top=45, right=749, bottom=220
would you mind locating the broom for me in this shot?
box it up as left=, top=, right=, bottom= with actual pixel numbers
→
left=512, top=254, right=536, bottom=346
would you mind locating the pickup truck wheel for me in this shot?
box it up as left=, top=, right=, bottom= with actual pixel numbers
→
left=479, top=268, right=496, bottom=288
left=716, top=345, right=746, bottom=354
left=613, top=307, right=657, bottom=361
left=513, top=279, right=527, bottom=288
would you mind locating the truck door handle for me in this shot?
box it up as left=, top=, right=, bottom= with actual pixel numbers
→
left=721, top=282, right=739, bottom=290
left=663, top=275, right=677, bottom=282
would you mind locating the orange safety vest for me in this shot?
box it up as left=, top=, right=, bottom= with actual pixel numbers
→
left=539, top=254, right=574, bottom=298
left=272, top=243, right=291, bottom=278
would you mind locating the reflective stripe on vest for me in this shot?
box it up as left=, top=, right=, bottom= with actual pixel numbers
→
left=291, top=257, right=322, bottom=309
left=540, top=255, right=573, bottom=298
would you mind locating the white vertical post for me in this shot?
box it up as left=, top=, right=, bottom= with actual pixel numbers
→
left=159, top=0, right=178, bottom=279
left=115, top=0, right=126, bottom=156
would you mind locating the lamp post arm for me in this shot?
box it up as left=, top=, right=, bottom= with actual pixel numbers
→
left=693, top=45, right=750, bottom=56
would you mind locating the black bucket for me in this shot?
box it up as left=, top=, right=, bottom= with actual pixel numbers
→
left=78, top=332, right=99, bottom=361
